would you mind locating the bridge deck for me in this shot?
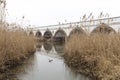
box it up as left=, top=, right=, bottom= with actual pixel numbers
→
left=30, top=16, right=120, bottom=31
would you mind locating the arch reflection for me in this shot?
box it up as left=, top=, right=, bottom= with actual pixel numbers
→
left=43, top=42, right=53, bottom=52
left=36, top=42, right=42, bottom=51
left=54, top=43, right=65, bottom=54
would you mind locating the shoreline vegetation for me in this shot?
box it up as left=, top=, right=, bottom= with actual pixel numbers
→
left=0, top=22, right=35, bottom=74
left=64, top=33, right=120, bottom=80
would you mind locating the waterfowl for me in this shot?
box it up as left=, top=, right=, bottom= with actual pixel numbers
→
left=48, top=59, right=53, bottom=62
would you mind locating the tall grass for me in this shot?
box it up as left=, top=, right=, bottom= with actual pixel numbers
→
left=64, top=33, right=120, bottom=80
left=0, top=22, right=35, bottom=72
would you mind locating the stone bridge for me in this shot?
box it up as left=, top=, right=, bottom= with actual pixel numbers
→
left=28, top=16, right=120, bottom=42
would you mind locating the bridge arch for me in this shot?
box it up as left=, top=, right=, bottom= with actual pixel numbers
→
left=53, top=29, right=67, bottom=42
left=69, top=27, right=85, bottom=37
left=43, top=30, right=52, bottom=41
left=35, top=30, right=42, bottom=38
left=91, top=23, right=116, bottom=34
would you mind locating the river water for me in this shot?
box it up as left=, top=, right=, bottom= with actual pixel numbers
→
left=2, top=43, right=90, bottom=80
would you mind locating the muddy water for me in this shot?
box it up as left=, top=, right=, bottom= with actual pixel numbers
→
left=1, top=43, right=90, bottom=80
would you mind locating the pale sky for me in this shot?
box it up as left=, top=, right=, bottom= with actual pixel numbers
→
left=6, top=0, right=120, bottom=27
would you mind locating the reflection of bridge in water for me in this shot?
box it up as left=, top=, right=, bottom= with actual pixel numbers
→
left=28, top=16, right=120, bottom=42
left=36, top=42, right=65, bottom=57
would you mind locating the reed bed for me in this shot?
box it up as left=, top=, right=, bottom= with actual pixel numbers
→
left=0, top=22, right=35, bottom=72
left=64, top=33, right=120, bottom=80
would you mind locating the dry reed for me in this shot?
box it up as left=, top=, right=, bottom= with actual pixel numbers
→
left=64, top=33, right=120, bottom=80
left=0, top=22, right=35, bottom=72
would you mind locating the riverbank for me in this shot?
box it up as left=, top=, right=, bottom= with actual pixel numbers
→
left=64, top=33, right=120, bottom=80
left=0, top=22, right=35, bottom=73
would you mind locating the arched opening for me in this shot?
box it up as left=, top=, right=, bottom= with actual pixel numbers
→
left=43, top=30, right=52, bottom=41
left=53, top=29, right=67, bottom=43
left=69, top=27, right=85, bottom=37
left=35, top=31, right=42, bottom=38
left=91, top=23, right=116, bottom=34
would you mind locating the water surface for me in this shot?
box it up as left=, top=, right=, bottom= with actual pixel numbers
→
left=1, top=43, right=90, bottom=80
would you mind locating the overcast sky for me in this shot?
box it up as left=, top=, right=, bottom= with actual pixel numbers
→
left=6, top=0, right=120, bottom=27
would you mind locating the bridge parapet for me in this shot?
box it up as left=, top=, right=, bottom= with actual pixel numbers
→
left=29, top=16, right=120, bottom=37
